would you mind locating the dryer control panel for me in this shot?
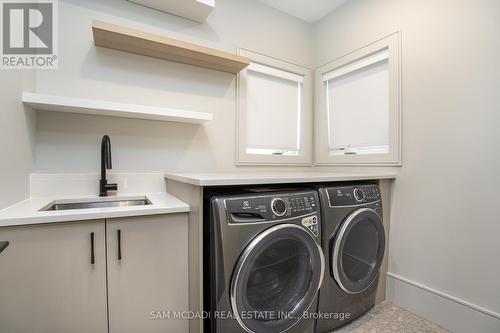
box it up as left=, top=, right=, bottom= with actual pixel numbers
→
left=327, top=185, right=381, bottom=207
left=224, top=191, right=318, bottom=224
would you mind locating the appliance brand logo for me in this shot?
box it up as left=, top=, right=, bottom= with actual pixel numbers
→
left=1, top=0, right=58, bottom=69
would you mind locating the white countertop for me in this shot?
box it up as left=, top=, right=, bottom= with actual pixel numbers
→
left=165, top=171, right=397, bottom=186
left=0, top=192, right=190, bottom=228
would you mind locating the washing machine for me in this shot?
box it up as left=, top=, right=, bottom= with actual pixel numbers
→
left=204, top=189, right=325, bottom=333
left=315, top=184, right=385, bottom=332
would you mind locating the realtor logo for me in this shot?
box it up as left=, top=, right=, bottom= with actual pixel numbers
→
left=1, top=0, right=58, bottom=69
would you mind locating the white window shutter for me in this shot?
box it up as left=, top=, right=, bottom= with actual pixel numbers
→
left=246, top=65, right=302, bottom=152
left=324, top=50, right=390, bottom=153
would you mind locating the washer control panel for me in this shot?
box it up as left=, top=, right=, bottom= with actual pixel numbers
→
left=289, top=195, right=317, bottom=214
left=327, top=185, right=380, bottom=207
left=224, top=191, right=318, bottom=223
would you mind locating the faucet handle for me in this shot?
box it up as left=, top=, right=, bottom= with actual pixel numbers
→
left=105, top=183, right=118, bottom=192
left=99, top=180, right=118, bottom=197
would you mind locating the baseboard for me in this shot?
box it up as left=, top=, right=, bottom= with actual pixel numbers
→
left=386, top=273, right=500, bottom=333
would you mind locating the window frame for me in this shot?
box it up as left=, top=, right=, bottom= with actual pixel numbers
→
left=314, top=32, right=402, bottom=166
left=237, top=48, right=313, bottom=165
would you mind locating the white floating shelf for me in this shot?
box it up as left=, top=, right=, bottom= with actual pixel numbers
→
left=22, top=92, right=213, bottom=124
left=127, top=0, right=215, bottom=23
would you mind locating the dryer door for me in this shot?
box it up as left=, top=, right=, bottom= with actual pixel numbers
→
left=230, top=224, right=324, bottom=333
left=332, top=208, right=385, bottom=294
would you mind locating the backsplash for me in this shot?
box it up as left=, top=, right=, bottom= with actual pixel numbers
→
left=29, top=173, right=166, bottom=198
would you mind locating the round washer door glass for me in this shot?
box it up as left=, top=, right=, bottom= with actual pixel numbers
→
left=231, top=224, right=324, bottom=333
left=332, top=208, right=385, bottom=294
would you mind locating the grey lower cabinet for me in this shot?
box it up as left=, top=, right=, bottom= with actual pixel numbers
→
left=0, top=220, right=108, bottom=333
left=106, top=214, right=189, bottom=333
left=0, top=213, right=189, bottom=333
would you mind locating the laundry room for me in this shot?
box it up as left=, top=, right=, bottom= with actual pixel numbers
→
left=0, top=0, right=498, bottom=332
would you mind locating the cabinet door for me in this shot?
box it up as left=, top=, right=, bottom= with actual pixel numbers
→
left=0, top=220, right=108, bottom=333
left=107, top=214, right=189, bottom=333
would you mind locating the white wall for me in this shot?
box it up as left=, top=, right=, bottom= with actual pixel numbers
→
left=0, top=71, right=35, bottom=209
left=34, top=0, right=314, bottom=173
left=313, top=0, right=500, bottom=331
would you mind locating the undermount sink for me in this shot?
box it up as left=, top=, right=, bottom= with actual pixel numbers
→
left=41, top=197, right=152, bottom=211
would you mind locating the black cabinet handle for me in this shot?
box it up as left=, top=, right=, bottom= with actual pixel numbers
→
left=90, top=232, right=95, bottom=265
left=117, top=229, right=122, bottom=261
left=0, top=241, right=9, bottom=254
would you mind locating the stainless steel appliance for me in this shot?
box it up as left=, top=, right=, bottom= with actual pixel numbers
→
left=204, top=189, right=325, bottom=333
left=316, top=184, right=385, bottom=332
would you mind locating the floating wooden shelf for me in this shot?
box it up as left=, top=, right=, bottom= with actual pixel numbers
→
left=92, top=20, right=250, bottom=74
left=22, top=92, right=213, bottom=124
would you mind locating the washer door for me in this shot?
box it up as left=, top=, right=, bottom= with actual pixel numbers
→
left=231, top=224, right=324, bottom=333
left=332, top=208, right=385, bottom=294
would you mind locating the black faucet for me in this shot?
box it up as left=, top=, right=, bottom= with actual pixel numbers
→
left=99, top=135, right=118, bottom=197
